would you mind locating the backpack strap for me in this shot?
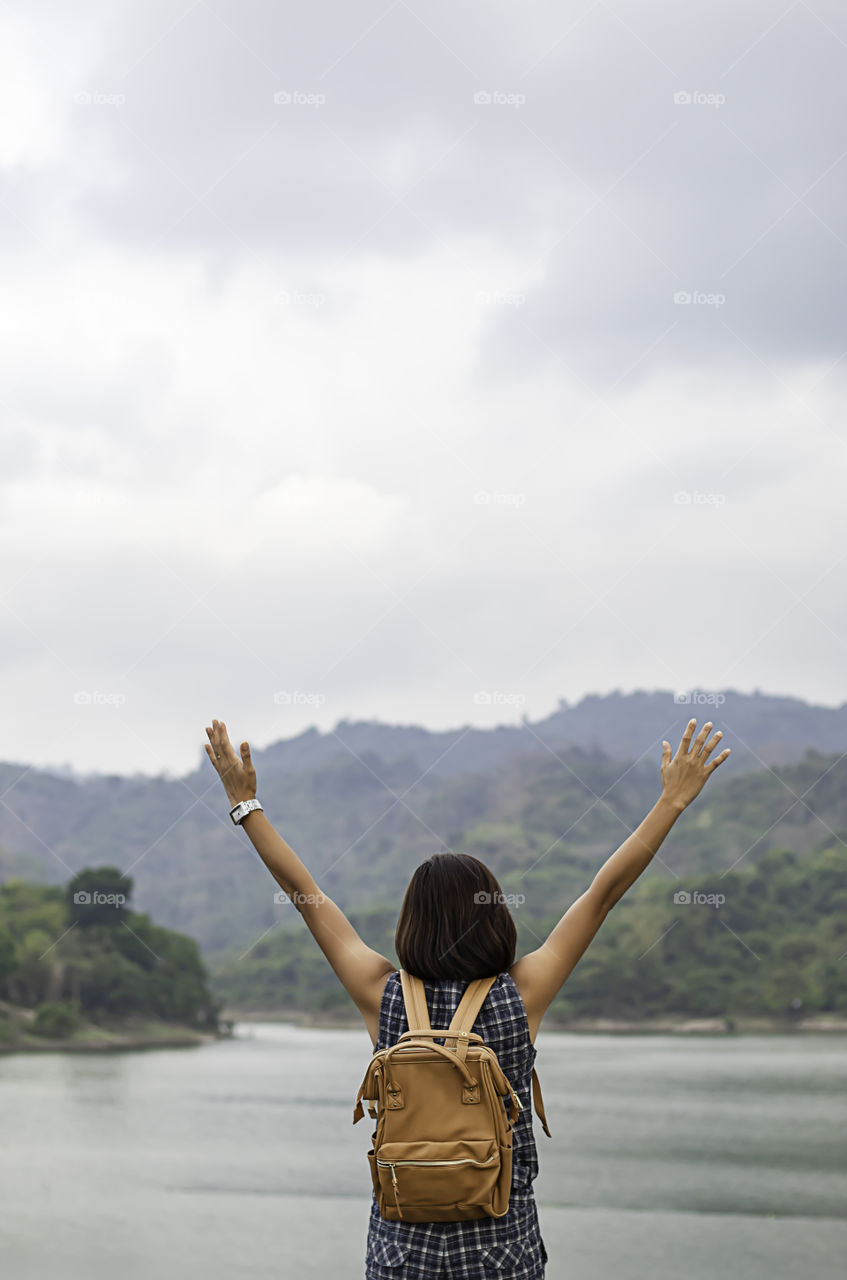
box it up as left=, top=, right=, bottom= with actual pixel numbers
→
left=399, top=969, right=432, bottom=1033
left=532, top=1067, right=552, bottom=1138
left=398, top=972, right=495, bottom=1060
left=445, top=975, right=497, bottom=1060
left=445, top=977, right=552, bottom=1135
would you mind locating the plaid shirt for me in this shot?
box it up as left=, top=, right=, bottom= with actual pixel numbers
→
left=364, top=971, right=548, bottom=1280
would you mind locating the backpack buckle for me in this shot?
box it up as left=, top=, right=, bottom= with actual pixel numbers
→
left=462, top=1078, right=480, bottom=1104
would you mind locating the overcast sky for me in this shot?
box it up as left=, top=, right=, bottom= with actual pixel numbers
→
left=1, top=0, right=846, bottom=780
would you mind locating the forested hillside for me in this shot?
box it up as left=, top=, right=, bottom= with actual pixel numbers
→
left=211, top=842, right=847, bottom=1024
left=0, top=690, right=844, bottom=962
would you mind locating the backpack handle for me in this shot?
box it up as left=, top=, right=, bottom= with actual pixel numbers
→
left=395, top=1028, right=485, bottom=1046
left=380, top=1035, right=479, bottom=1087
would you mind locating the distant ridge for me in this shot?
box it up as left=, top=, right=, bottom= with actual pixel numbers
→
left=214, top=686, right=847, bottom=783
left=33, top=687, right=847, bottom=785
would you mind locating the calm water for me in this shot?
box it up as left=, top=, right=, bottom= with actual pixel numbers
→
left=0, top=1024, right=844, bottom=1279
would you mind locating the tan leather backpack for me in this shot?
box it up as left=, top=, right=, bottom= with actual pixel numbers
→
left=353, top=969, right=550, bottom=1223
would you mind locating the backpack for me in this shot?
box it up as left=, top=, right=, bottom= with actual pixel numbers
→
left=353, top=969, right=551, bottom=1223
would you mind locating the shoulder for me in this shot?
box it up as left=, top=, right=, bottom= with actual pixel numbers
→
left=478, top=972, right=529, bottom=1026
left=376, top=968, right=400, bottom=1010
left=382, top=969, right=401, bottom=1000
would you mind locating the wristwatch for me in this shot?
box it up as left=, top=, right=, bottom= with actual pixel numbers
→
left=230, top=798, right=263, bottom=825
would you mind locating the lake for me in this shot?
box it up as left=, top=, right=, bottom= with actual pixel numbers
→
left=0, top=1024, right=844, bottom=1279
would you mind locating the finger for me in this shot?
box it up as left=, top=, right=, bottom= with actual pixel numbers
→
left=661, top=740, right=671, bottom=764
left=207, top=725, right=229, bottom=765
left=694, top=721, right=714, bottom=754
left=216, top=720, right=237, bottom=760
left=702, top=729, right=723, bottom=758
left=706, top=747, right=731, bottom=772
left=680, top=718, right=697, bottom=753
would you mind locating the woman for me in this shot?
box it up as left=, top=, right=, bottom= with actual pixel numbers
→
left=205, top=715, right=730, bottom=1279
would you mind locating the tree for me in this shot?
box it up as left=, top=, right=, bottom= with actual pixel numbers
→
left=32, top=1000, right=82, bottom=1038
left=67, top=867, right=133, bottom=928
left=6, top=928, right=54, bottom=1006
left=0, top=926, right=17, bottom=988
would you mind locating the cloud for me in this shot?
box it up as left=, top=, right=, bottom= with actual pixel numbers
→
left=6, top=1, right=847, bottom=385
left=0, top=0, right=845, bottom=776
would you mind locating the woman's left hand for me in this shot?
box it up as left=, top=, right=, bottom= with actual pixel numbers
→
left=204, top=718, right=258, bottom=807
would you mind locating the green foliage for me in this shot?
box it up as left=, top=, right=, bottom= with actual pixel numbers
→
left=0, top=926, right=17, bottom=983
left=32, top=1000, right=82, bottom=1038
left=67, top=867, right=133, bottom=927
left=210, top=841, right=847, bottom=1023
left=3, top=730, right=847, bottom=961
left=75, top=948, right=151, bottom=1017
left=7, top=927, right=56, bottom=1007
left=4, top=731, right=847, bottom=1026
left=212, top=903, right=399, bottom=1013
left=0, top=870, right=218, bottom=1030
left=536, top=841, right=847, bottom=1021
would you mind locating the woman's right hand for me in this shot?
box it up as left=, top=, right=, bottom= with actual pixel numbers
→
left=660, top=718, right=730, bottom=812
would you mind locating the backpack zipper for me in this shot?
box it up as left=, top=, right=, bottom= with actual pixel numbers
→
left=377, top=1154, right=498, bottom=1220
left=377, top=1154, right=497, bottom=1168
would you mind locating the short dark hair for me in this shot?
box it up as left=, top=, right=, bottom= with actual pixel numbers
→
left=394, top=852, right=517, bottom=981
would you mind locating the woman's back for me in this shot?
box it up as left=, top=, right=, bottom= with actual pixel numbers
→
left=366, top=970, right=548, bottom=1280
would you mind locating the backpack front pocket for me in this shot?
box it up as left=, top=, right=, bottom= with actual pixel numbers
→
left=375, top=1138, right=500, bottom=1216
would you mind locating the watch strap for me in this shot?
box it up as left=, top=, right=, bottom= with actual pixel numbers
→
left=230, top=798, right=263, bottom=825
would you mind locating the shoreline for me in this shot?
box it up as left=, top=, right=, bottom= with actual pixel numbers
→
left=3, top=1005, right=845, bottom=1053
left=0, top=1032, right=221, bottom=1055
left=223, top=1008, right=847, bottom=1035
left=0, top=1004, right=234, bottom=1055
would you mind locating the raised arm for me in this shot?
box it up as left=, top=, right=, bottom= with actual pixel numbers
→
left=205, top=719, right=394, bottom=1045
left=510, top=718, right=730, bottom=1039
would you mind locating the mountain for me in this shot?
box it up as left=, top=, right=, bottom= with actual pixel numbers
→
left=198, top=686, right=847, bottom=778
left=0, top=688, right=844, bottom=958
